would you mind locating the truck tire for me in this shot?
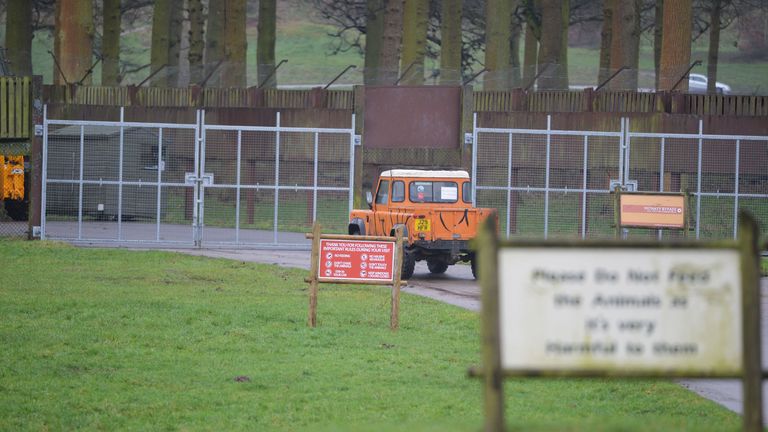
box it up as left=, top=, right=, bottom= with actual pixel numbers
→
left=470, top=254, right=478, bottom=280
left=4, top=199, right=28, bottom=221
left=426, top=257, right=448, bottom=274
left=401, top=250, right=416, bottom=280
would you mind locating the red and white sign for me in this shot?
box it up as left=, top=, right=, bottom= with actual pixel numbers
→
left=318, top=239, right=395, bottom=282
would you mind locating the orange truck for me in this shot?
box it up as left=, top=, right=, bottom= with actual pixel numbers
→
left=349, top=169, right=497, bottom=279
left=0, top=155, right=27, bottom=220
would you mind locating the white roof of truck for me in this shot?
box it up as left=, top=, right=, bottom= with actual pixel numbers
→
left=380, top=169, right=470, bottom=179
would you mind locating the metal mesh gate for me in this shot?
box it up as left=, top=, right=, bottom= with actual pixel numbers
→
left=473, top=115, right=623, bottom=240
left=627, top=120, right=768, bottom=240
left=42, top=110, right=199, bottom=244
left=473, top=114, right=768, bottom=240
left=200, top=113, right=355, bottom=247
left=42, top=109, right=356, bottom=248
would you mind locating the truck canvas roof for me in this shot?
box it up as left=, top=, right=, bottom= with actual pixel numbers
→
left=380, top=169, right=470, bottom=179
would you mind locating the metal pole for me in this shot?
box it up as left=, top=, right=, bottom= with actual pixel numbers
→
left=733, top=139, right=740, bottom=239
left=324, top=65, right=356, bottom=89
left=117, top=107, right=124, bottom=241
left=618, top=117, right=625, bottom=190
left=199, top=110, right=207, bottom=246
left=313, top=132, right=319, bottom=223
left=236, top=130, right=242, bottom=243
left=192, top=110, right=201, bottom=246
left=696, top=119, right=703, bottom=239
left=273, top=112, right=281, bottom=245
left=544, top=115, right=551, bottom=239
left=506, top=132, right=512, bottom=239
left=41, top=105, right=48, bottom=240
left=348, top=114, right=355, bottom=213
left=659, top=137, right=666, bottom=240
left=582, top=136, right=588, bottom=239
left=472, top=112, right=478, bottom=207
left=156, top=127, right=163, bottom=241
left=78, top=125, right=84, bottom=240
left=624, top=117, right=631, bottom=185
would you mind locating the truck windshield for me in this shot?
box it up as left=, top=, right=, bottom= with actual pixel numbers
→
left=409, top=181, right=459, bottom=203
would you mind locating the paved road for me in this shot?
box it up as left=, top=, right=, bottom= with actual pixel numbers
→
left=109, top=245, right=768, bottom=419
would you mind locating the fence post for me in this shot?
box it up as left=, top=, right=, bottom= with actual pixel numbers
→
left=478, top=218, right=504, bottom=432
left=391, top=227, right=404, bottom=331
left=308, top=222, right=321, bottom=328
left=738, top=211, right=763, bottom=432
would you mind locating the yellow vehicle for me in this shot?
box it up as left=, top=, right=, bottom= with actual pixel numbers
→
left=349, top=169, right=497, bottom=279
left=1, top=155, right=27, bottom=221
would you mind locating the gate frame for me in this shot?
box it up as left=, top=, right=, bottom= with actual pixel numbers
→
left=42, top=107, right=357, bottom=248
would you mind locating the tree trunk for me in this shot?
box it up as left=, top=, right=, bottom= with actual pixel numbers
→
left=439, top=0, right=462, bottom=85
left=223, top=0, right=247, bottom=87
left=609, top=0, right=639, bottom=90
left=188, top=0, right=205, bottom=85
left=206, top=0, right=226, bottom=87
left=707, top=0, right=722, bottom=94
left=54, top=0, right=94, bottom=85
left=484, top=0, right=512, bottom=90
left=598, top=0, right=613, bottom=86
left=537, top=0, right=568, bottom=90
left=6, top=0, right=33, bottom=76
left=257, top=0, right=277, bottom=88
left=401, top=0, right=429, bottom=85
left=365, top=0, right=385, bottom=85
left=522, top=23, right=538, bottom=88
left=378, top=0, right=404, bottom=85
left=654, top=0, right=663, bottom=90
left=166, top=0, right=185, bottom=87
left=101, top=0, right=121, bottom=86
left=659, top=0, right=692, bottom=91
left=510, top=16, right=521, bottom=88
left=150, top=0, right=171, bottom=87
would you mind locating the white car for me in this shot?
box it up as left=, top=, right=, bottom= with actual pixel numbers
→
left=688, top=73, right=731, bottom=94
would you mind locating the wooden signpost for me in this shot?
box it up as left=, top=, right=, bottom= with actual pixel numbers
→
left=473, top=211, right=763, bottom=432
left=306, top=223, right=405, bottom=330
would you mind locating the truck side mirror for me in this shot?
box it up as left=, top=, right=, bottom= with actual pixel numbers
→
left=365, top=191, right=373, bottom=209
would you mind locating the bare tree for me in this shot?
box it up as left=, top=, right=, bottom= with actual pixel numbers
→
left=659, top=0, right=692, bottom=90
left=537, top=0, right=568, bottom=89
left=401, top=0, right=429, bottom=84
left=102, top=0, right=121, bottom=85
left=54, top=0, right=94, bottom=85
left=440, top=0, right=462, bottom=84
left=257, top=0, right=277, bottom=88
left=6, top=0, right=33, bottom=76
left=484, top=0, right=513, bottom=89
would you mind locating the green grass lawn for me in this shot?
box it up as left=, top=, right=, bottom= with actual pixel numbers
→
left=0, top=240, right=743, bottom=431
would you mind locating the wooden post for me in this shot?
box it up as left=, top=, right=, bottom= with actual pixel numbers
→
left=478, top=218, right=504, bottom=432
left=738, top=210, right=763, bottom=432
left=390, top=227, right=404, bottom=331
left=308, top=222, right=321, bottom=328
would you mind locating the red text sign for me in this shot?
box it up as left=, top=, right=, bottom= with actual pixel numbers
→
left=319, top=239, right=395, bottom=282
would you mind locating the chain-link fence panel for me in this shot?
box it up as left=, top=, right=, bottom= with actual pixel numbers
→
left=43, top=116, right=199, bottom=245
left=627, top=125, right=768, bottom=240
left=474, top=118, right=622, bottom=240
left=200, top=116, right=355, bottom=247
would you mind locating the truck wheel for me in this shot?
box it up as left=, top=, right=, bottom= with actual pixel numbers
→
left=426, top=257, right=448, bottom=274
left=4, top=200, right=28, bottom=221
left=401, top=250, right=416, bottom=280
left=470, top=254, right=478, bottom=280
